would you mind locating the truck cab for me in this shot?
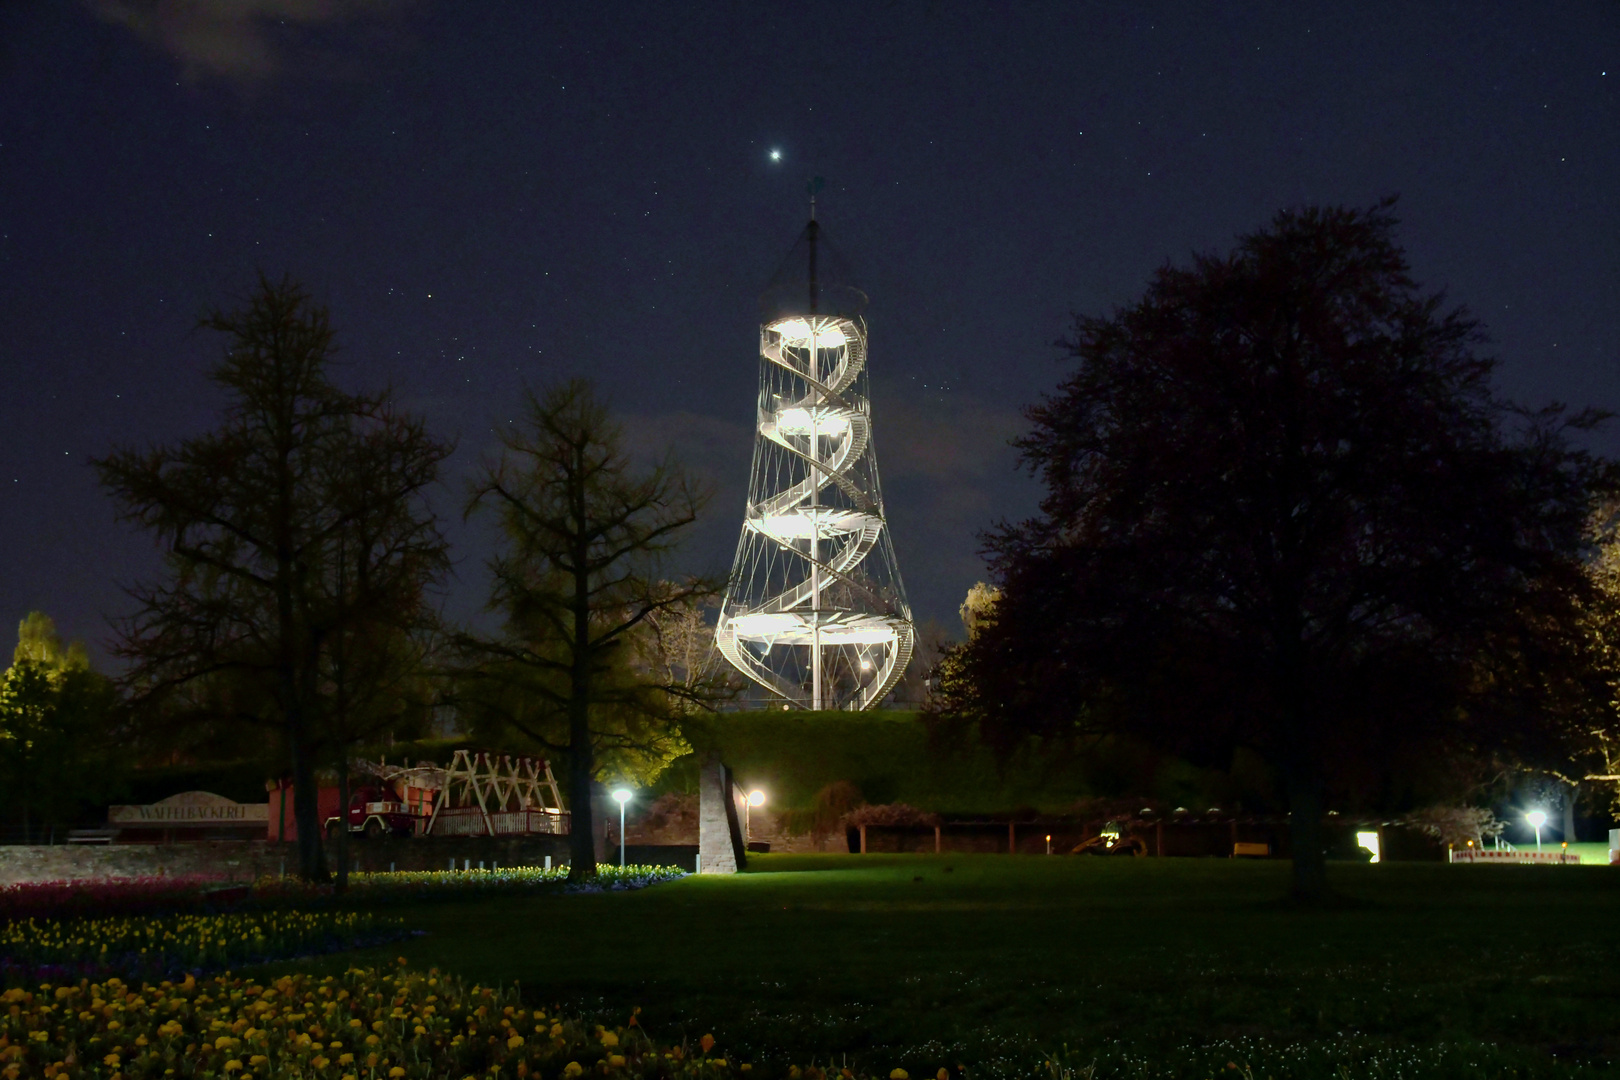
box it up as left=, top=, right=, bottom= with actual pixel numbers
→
left=324, top=785, right=416, bottom=840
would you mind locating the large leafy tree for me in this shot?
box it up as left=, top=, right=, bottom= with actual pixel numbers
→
left=937, top=202, right=1615, bottom=901
left=459, top=379, right=724, bottom=878
left=0, top=613, right=121, bottom=842
left=1560, top=505, right=1620, bottom=818
left=96, top=276, right=451, bottom=880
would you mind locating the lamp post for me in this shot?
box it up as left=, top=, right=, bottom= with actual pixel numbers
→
left=1527, top=809, right=1547, bottom=852
left=746, top=789, right=765, bottom=846
left=612, top=788, right=632, bottom=867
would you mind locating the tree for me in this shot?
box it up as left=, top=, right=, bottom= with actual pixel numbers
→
left=1562, top=503, right=1620, bottom=818
left=937, top=201, right=1615, bottom=901
left=96, top=275, right=452, bottom=880
left=0, top=614, right=121, bottom=842
left=15, top=611, right=90, bottom=671
left=459, top=379, right=723, bottom=878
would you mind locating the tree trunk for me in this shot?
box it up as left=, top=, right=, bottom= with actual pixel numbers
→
left=290, top=726, right=327, bottom=881
left=566, top=688, right=597, bottom=879
left=1562, top=782, right=1579, bottom=844
left=336, top=760, right=351, bottom=893
left=1284, top=757, right=1329, bottom=903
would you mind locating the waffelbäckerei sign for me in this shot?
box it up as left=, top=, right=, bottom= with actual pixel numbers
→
left=109, top=790, right=269, bottom=826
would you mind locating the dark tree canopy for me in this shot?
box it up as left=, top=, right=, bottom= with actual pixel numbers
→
left=96, top=276, right=452, bottom=881
left=936, top=201, right=1615, bottom=900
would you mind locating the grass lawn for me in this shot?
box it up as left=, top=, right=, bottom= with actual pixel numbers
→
left=303, top=854, right=1620, bottom=1078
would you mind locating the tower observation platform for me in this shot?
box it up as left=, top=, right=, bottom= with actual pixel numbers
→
left=714, top=215, right=915, bottom=710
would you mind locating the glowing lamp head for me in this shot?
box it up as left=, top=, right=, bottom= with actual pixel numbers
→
left=611, top=788, right=633, bottom=806
left=747, top=789, right=766, bottom=808
left=1526, top=809, right=1547, bottom=830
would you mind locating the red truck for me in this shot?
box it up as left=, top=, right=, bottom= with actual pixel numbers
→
left=323, top=786, right=417, bottom=840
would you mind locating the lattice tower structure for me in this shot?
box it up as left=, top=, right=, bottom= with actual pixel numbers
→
left=715, top=218, right=914, bottom=709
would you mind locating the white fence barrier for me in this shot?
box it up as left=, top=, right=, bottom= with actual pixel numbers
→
left=1449, top=848, right=1580, bottom=865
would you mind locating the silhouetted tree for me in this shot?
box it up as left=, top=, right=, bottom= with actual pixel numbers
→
left=458, top=379, right=724, bottom=879
left=936, top=201, right=1616, bottom=902
left=96, top=276, right=451, bottom=880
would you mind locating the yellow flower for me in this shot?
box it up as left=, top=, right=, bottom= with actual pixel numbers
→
left=104, top=1054, right=122, bottom=1067
left=415, top=1025, right=427, bottom=1035
left=365, top=1035, right=380, bottom=1046
left=700, top=1035, right=715, bottom=1054
left=507, top=1035, right=525, bottom=1049
left=563, top=1063, right=584, bottom=1078
left=891, top=1071, right=909, bottom=1079
left=600, top=1031, right=619, bottom=1048
left=312, top=1057, right=330, bottom=1069
left=608, top=1055, right=626, bottom=1068
left=389, top=1069, right=406, bottom=1078
left=550, top=1023, right=564, bottom=1037
left=224, top=1061, right=243, bottom=1073
left=250, top=1056, right=268, bottom=1066
left=339, top=1054, right=355, bottom=1065
left=107, top=1020, right=122, bottom=1031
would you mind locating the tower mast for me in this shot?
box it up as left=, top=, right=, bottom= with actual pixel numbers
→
left=806, top=195, right=822, bottom=710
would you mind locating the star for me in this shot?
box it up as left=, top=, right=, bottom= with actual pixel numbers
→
left=769, top=149, right=782, bottom=162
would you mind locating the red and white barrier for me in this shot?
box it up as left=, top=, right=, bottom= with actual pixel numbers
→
left=1448, top=848, right=1581, bottom=865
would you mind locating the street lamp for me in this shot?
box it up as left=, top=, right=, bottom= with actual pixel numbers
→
left=1526, top=809, right=1547, bottom=852
left=611, top=788, right=632, bottom=867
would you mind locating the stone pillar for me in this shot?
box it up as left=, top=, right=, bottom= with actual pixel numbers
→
left=698, top=752, right=747, bottom=874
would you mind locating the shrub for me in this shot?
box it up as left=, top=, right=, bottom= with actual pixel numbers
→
left=841, top=803, right=941, bottom=830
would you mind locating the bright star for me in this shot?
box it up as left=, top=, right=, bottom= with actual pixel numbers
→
left=769, top=149, right=782, bottom=162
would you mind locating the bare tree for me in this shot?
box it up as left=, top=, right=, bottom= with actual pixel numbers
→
left=460, top=379, right=726, bottom=878
left=96, top=275, right=451, bottom=880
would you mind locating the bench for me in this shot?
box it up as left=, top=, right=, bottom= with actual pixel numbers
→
left=1232, top=841, right=1270, bottom=858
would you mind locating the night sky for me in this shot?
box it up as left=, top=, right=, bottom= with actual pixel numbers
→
left=3, top=2, right=1617, bottom=665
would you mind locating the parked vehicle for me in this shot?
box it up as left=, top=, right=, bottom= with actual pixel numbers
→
left=324, top=786, right=416, bottom=840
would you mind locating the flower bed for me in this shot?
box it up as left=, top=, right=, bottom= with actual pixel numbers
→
left=0, top=912, right=407, bottom=987
left=250, top=864, right=685, bottom=908
left=0, top=866, right=684, bottom=924
left=0, top=879, right=242, bottom=924
left=0, top=962, right=812, bottom=1080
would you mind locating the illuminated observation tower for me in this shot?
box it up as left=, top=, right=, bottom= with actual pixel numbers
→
left=714, top=210, right=914, bottom=710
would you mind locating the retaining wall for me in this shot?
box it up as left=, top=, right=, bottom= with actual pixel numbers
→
left=0, top=835, right=574, bottom=887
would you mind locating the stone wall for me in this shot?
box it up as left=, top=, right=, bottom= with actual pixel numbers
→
left=0, top=834, right=574, bottom=887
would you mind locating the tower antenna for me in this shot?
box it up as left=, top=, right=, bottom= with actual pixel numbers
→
left=806, top=176, right=824, bottom=315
